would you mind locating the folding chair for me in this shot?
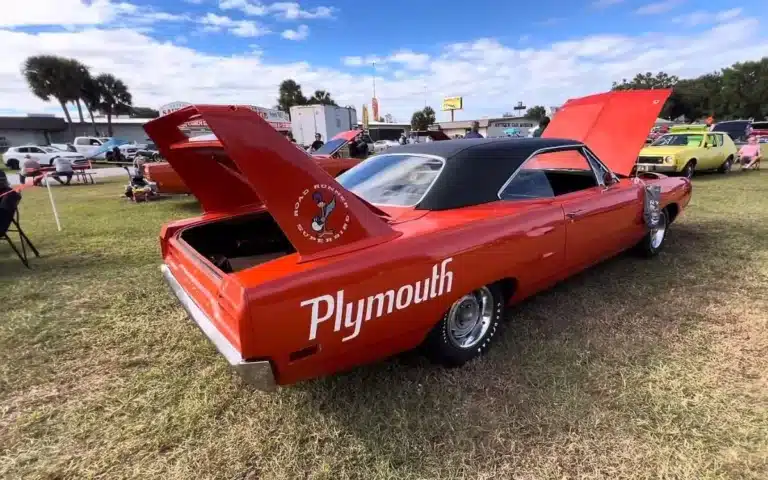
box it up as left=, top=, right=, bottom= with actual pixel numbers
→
left=0, top=188, right=40, bottom=268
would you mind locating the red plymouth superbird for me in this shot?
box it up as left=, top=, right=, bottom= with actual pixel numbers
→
left=145, top=89, right=692, bottom=390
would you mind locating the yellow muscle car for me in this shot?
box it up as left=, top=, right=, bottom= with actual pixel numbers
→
left=636, top=129, right=738, bottom=178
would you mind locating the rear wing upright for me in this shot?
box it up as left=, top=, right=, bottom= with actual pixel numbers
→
left=144, top=105, right=398, bottom=262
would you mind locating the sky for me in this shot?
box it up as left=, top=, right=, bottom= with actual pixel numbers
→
left=1, top=0, right=767, bottom=122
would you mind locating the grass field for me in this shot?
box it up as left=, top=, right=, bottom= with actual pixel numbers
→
left=1, top=173, right=767, bottom=479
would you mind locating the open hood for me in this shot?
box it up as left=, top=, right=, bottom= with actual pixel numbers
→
left=144, top=105, right=397, bottom=261
left=543, top=89, right=672, bottom=176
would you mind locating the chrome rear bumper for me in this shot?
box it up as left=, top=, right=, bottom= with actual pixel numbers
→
left=160, top=264, right=276, bottom=391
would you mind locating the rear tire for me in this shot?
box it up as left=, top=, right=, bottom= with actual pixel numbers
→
left=718, top=156, right=733, bottom=173
left=6, top=158, right=19, bottom=170
left=424, top=283, right=504, bottom=367
left=634, top=209, right=668, bottom=258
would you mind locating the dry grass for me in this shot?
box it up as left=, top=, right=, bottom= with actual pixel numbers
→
left=1, top=172, right=767, bottom=479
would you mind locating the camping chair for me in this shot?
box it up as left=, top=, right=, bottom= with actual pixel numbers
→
left=0, top=188, right=40, bottom=268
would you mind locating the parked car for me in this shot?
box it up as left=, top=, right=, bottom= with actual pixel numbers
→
left=145, top=90, right=691, bottom=390
left=636, top=129, right=738, bottom=177
left=711, top=120, right=752, bottom=142
left=72, top=136, right=139, bottom=160
left=2, top=145, right=87, bottom=170
left=373, top=139, right=400, bottom=153
left=143, top=131, right=362, bottom=195
left=749, top=121, right=768, bottom=138
left=311, top=129, right=374, bottom=159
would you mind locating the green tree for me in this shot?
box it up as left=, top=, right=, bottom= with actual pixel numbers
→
left=720, top=58, right=768, bottom=119
left=94, top=73, right=133, bottom=136
left=525, top=105, right=547, bottom=121
left=277, top=79, right=307, bottom=118
left=612, top=71, right=680, bottom=90
left=21, top=55, right=81, bottom=135
left=131, top=107, right=160, bottom=118
left=410, top=106, right=436, bottom=130
left=307, top=89, right=337, bottom=106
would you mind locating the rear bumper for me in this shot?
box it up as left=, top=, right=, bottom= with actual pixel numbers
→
left=160, top=264, right=276, bottom=391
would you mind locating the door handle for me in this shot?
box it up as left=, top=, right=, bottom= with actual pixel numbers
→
left=565, top=209, right=585, bottom=219
left=527, top=226, right=554, bottom=237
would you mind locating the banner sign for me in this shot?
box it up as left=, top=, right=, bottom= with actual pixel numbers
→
left=441, top=96, right=463, bottom=111
left=159, top=101, right=291, bottom=130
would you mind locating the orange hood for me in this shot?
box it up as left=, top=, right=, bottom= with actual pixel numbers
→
left=543, top=89, right=672, bottom=176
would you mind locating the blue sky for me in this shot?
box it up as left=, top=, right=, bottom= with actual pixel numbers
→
left=1, top=0, right=766, bottom=120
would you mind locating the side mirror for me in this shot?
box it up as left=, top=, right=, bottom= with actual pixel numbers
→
left=603, top=171, right=617, bottom=186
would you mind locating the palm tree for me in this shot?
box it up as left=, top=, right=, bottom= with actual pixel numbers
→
left=277, top=79, right=307, bottom=118
left=309, top=90, right=337, bottom=106
left=69, top=59, right=91, bottom=124
left=80, top=74, right=102, bottom=135
left=21, top=55, right=79, bottom=135
left=94, top=73, right=133, bottom=136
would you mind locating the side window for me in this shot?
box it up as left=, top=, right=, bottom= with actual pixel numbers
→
left=30, top=147, right=45, bottom=153
left=90, top=139, right=102, bottom=146
left=583, top=148, right=610, bottom=183
left=75, top=138, right=90, bottom=146
left=17, top=147, right=29, bottom=153
left=500, top=149, right=598, bottom=200
left=706, top=134, right=718, bottom=147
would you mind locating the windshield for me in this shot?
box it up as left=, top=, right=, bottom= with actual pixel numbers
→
left=337, top=153, right=444, bottom=207
left=313, top=138, right=346, bottom=155
left=651, top=134, right=703, bottom=147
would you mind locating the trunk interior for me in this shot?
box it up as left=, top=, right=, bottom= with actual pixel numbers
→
left=180, top=212, right=296, bottom=273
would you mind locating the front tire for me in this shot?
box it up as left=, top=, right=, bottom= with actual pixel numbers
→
left=681, top=161, right=695, bottom=179
left=634, top=209, right=668, bottom=258
left=424, top=283, right=504, bottom=367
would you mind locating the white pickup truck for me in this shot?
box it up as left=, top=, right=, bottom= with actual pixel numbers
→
left=72, top=136, right=139, bottom=160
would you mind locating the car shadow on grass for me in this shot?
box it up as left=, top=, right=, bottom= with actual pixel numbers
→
left=288, top=216, right=764, bottom=477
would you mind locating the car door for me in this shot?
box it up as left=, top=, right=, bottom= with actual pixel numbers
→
left=525, top=147, right=631, bottom=274
left=497, top=166, right=567, bottom=294
left=705, top=134, right=724, bottom=169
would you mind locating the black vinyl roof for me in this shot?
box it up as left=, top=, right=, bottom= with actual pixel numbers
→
left=383, top=137, right=584, bottom=211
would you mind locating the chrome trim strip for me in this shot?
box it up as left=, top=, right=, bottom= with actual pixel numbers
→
left=496, top=143, right=585, bottom=200
left=160, top=264, right=277, bottom=391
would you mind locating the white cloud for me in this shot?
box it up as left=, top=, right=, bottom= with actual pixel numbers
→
left=342, top=55, right=383, bottom=67
left=672, top=8, right=743, bottom=27
left=184, top=0, right=205, bottom=4
left=281, top=24, right=309, bottom=41
left=1, top=0, right=189, bottom=27
left=198, top=13, right=270, bottom=37
left=1, top=17, right=767, bottom=122
left=387, top=50, right=430, bottom=70
left=635, top=0, right=685, bottom=15
left=268, top=2, right=334, bottom=20
left=219, top=0, right=268, bottom=16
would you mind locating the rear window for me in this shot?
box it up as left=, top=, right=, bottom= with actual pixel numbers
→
left=337, top=153, right=444, bottom=207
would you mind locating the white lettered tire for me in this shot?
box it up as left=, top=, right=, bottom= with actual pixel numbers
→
left=424, top=283, right=504, bottom=367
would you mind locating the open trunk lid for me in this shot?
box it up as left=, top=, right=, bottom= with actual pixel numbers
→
left=543, top=89, right=672, bottom=176
left=144, top=105, right=398, bottom=263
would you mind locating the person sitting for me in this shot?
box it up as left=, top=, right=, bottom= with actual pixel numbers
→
left=52, top=156, right=74, bottom=185
left=0, top=170, right=11, bottom=195
left=738, top=135, right=762, bottom=170
left=19, top=155, right=43, bottom=186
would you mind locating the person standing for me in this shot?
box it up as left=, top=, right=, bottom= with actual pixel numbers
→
left=531, top=116, right=551, bottom=137
left=310, top=133, right=324, bottom=152
left=464, top=121, right=484, bottom=139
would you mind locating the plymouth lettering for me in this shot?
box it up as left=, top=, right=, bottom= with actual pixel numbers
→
left=301, top=258, right=454, bottom=342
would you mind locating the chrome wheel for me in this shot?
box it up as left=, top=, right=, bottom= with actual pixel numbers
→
left=446, top=286, right=494, bottom=349
left=650, top=213, right=667, bottom=249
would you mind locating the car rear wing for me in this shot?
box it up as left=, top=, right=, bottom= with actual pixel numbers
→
left=144, top=105, right=398, bottom=262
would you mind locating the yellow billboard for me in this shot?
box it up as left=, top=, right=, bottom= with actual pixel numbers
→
left=442, top=96, right=463, bottom=111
